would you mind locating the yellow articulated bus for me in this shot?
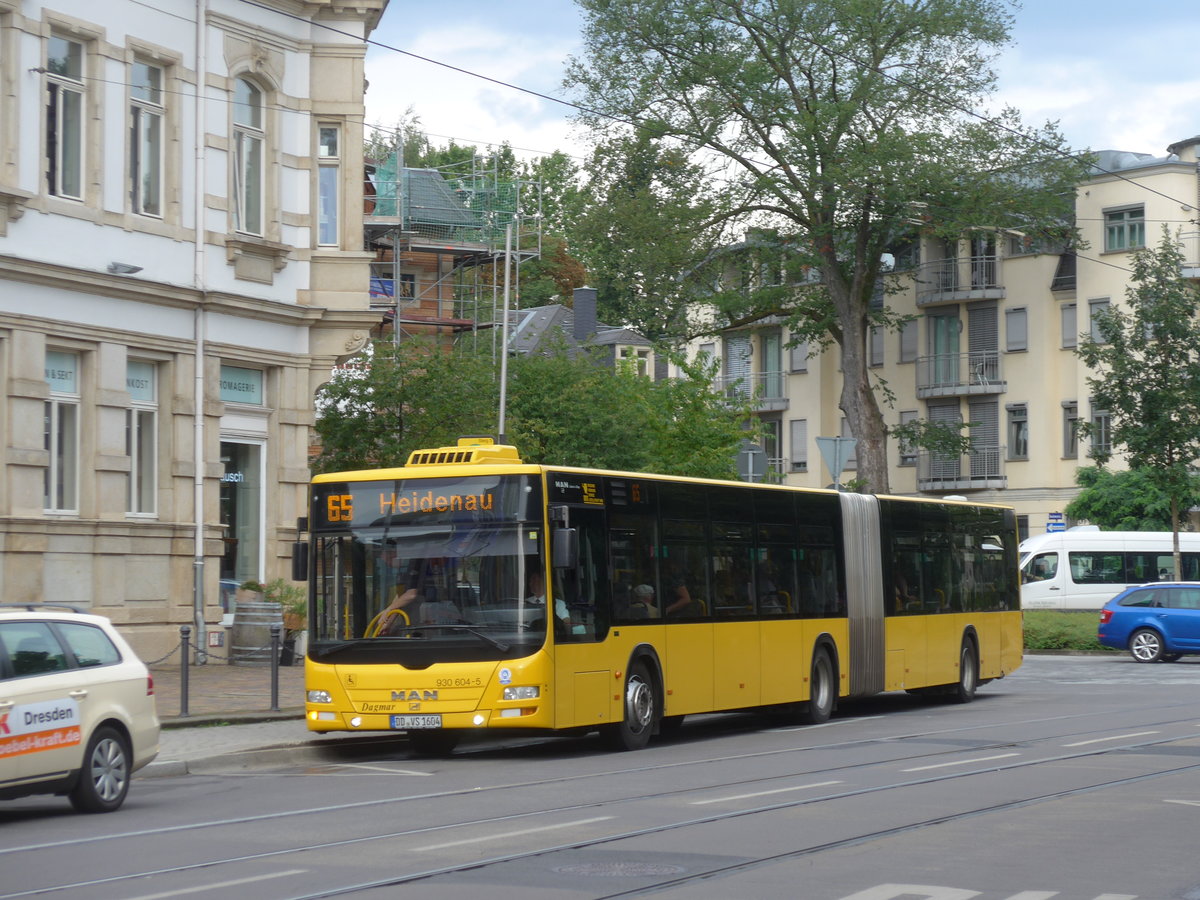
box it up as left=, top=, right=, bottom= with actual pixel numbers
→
left=297, top=437, right=1022, bottom=753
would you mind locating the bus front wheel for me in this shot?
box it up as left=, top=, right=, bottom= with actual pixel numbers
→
left=604, top=661, right=657, bottom=751
left=804, top=649, right=835, bottom=725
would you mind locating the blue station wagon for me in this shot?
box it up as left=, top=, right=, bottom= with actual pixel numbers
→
left=1098, top=583, right=1200, bottom=662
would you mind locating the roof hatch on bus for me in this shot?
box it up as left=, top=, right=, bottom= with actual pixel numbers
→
left=406, top=436, right=523, bottom=467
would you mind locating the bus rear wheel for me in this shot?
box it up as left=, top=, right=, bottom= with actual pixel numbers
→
left=603, top=662, right=657, bottom=751
left=804, top=649, right=835, bottom=725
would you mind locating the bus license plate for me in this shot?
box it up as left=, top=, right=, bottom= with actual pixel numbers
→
left=391, top=715, right=442, bottom=729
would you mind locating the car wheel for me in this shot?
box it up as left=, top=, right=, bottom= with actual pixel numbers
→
left=804, top=649, right=835, bottom=724
left=1129, top=628, right=1165, bottom=663
left=952, top=641, right=978, bottom=704
left=69, top=726, right=131, bottom=813
left=603, top=661, right=657, bottom=751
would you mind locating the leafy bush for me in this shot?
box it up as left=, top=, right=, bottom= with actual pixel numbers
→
left=1022, top=610, right=1109, bottom=651
left=263, top=578, right=307, bottom=620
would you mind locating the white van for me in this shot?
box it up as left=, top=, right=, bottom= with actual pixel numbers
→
left=1019, top=528, right=1200, bottom=610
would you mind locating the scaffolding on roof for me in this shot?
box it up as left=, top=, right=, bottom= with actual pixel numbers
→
left=364, top=153, right=542, bottom=349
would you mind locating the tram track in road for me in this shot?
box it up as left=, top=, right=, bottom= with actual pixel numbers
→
left=4, top=701, right=1198, bottom=860
left=285, top=759, right=1200, bottom=899
left=4, top=710, right=1200, bottom=899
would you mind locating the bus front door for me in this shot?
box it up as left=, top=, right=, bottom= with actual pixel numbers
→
left=552, top=509, right=615, bottom=731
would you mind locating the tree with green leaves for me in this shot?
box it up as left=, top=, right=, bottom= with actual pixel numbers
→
left=1076, top=228, right=1200, bottom=577
left=1065, top=467, right=1200, bottom=533
left=505, top=349, right=656, bottom=470
left=312, top=341, right=499, bottom=474
left=566, top=0, right=1088, bottom=492
left=641, top=353, right=754, bottom=479
left=314, top=340, right=750, bottom=479
left=570, top=132, right=727, bottom=341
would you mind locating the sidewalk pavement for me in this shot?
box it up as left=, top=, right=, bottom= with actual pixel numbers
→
left=151, top=658, right=306, bottom=725
left=144, top=660, right=318, bottom=777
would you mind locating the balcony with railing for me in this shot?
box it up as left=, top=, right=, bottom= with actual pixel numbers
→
left=917, top=445, right=1006, bottom=491
left=916, top=255, right=1005, bottom=306
left=715, top=372, right=789, bottom=411
left=915, top=350, right=1005, bottom=398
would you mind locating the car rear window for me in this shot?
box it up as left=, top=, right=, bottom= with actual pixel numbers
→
left=57, top=622, right=122, bottom=667
left=1117, top=590, right=1156, bottom=607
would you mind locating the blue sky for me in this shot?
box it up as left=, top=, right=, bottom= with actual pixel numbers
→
left=364, top=2, right=1197, bottom=162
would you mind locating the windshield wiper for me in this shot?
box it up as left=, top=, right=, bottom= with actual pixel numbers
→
left=319, top=626, right=512, bottom=653
left=419, top=625, right=511, bottom=652
left=376, top=623, right=512, bottom=652
left=312, top=640, right=364, bottom=655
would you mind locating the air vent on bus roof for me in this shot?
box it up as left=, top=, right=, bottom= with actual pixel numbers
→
left=406, top=437, right=523, bottom=467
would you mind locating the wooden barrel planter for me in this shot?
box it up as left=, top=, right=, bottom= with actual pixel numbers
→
left=230, top=601, right=283, bottom=666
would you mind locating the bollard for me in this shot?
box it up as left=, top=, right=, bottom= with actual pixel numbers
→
left=269, top=621, right=281, bottom=711
left=179, top=625, right=191, bottom=718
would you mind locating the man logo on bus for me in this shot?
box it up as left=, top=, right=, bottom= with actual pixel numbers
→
left=391, top=690, right=438, bottom=701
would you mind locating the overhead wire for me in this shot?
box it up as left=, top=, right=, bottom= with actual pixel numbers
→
left=231, top=0, right=1197, bottom=275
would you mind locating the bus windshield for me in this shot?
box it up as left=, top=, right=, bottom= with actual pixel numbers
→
left=308, top=474, right=547, bottom=663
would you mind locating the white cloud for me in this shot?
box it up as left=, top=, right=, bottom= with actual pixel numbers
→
left=999, top=8, right=1197, bottom=154
left=365, top=20, right=584, bottom=161
left=363, top=3, right=1195, bottom=164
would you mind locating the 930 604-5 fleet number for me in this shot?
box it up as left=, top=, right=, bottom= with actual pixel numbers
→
left=436, top=677, right=482, bottom=688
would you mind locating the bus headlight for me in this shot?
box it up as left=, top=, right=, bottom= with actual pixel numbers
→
left=502, top=686, right=540, bottom=701
left=307, top=690, right=332, bottom=703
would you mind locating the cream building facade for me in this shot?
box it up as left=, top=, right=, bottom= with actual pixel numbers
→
left=679, top=137, right=1200, bottom=540
left=0, top=0, right=384, bottom=657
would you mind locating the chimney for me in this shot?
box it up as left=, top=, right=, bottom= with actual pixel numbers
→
left=572, top=287, right=597, bottom=343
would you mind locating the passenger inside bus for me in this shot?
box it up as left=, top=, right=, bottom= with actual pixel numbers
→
left=663, top=574, right=696, bottom=616
left=629, top=583, right=660, bottom=618
left=894, top=567, right=919, bottom=612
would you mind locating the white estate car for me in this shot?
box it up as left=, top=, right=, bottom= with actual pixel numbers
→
left=0, top=606, right=160, bottom=812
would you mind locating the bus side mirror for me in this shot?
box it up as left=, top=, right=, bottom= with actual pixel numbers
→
left=552, top=528, right=578, bottom=569
left=292, top=542, right=309, bottom=582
